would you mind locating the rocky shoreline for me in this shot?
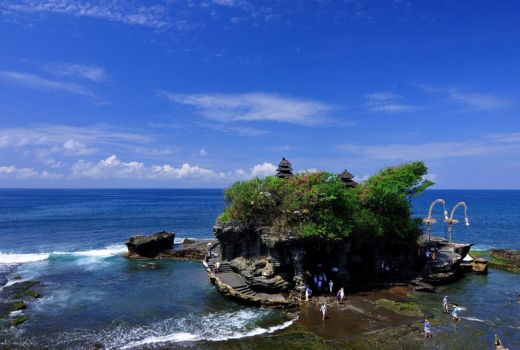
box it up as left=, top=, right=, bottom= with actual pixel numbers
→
left=470, top=249, right=520, bottom=273
left=0, top=279, right=43, bottom=331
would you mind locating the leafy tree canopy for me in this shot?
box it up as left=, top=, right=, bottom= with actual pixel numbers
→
left=218, top=161, right=433, bottom=242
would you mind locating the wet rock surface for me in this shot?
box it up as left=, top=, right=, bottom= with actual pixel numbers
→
left=0, top=280, right=42, bottom=330
left=490, top=249, right=520, bottom=264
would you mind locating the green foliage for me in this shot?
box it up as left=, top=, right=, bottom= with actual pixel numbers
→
left=218, top=161, right=433, bottom=242
left=11, top=315, right=28, bottom=327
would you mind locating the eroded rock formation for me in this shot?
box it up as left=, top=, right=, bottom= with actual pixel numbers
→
left=125, top=231, right=175, bottom=259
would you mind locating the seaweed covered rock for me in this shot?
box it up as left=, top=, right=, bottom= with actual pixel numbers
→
left=125, top=231, right=174, bottom=259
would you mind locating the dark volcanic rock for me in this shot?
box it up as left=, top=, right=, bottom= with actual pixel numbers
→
left=125, top=231, right=174, bottom=259
left=0, top=273, right=7, bottom=287
left=230, top=256, right=291, bottom=293
left=169, top=240, right=214, bottom=260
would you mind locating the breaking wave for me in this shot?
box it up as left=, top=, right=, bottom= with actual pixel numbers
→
left=115, top=309, right=296, bottom=349
left=0, top=245, right=126, bottom=264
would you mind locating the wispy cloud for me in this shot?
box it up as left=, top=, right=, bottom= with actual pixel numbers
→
left=0, top=70, right=103, bottom=102
left=162, top=92, right=333, bottom=126
left=418, top=85, right=509, bottom=111
left=2, top=0, right=170, bottom=29
left=0, top=165, right=62, bottom=179
left=338, top=137, right=520, bottom=161
left=487, top=132, right=520, bottom=143
left=198, top=122, right=269, bottom=136
left=0, top=125, right=149, bottom=150
left=365, top=91, right=418, bottom=113
left=42, top=62, right=108, bottom=82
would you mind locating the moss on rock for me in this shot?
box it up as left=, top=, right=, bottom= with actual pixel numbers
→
left=375, top=299, right=423, bottom=317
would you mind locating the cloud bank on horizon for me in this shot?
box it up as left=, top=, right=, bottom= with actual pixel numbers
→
left=0, top=0, right=519, bottom=188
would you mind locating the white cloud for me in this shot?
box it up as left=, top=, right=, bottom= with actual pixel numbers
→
left=418, top=85, right=509, bottom=111
left=0, top=125, right=149, bottom=151
left=365, top=91, right=401, bottom=101
left=2, top=0, right=170, bottom=29
left=0, top=165, right=62, bottom=179
left=62, top=139, right=98, bottom=155
left=199, top=148, right=208, bottom=156
left=368, top=104, right=418, bottom=113
left=365, top=91, right=418, bottom=113
left=70, top=155, right=224, bottom=180
left=198, top=122, right=269, bottom=136
left=250, top=162, right=277, bottom=177
left=43, top=63, right=108, bottom=82
left=163, top=92, right=333, bottom=126
left=339, top=140, right=519, bottom=161
left=297, top=168, right=319, bottom=174
left=0, top=70, right=102, bottom=102
left=487, top=132, right=520, bottom=143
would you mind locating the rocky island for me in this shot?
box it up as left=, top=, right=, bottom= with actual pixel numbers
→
left=203, top=159, right=474, bottom=307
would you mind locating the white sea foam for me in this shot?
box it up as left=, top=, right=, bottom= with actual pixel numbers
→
left=0, top=252, right=50, bottom=264
left=0, top=244, right=126, bottom=265
left=116, top=309, right=297, bottom=349
left=62, top=245, right=127, bottom=257
left=463, top=316, right=486, bottom=322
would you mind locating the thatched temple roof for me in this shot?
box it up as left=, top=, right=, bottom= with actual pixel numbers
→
left=276, top=157, right=293, bottom=178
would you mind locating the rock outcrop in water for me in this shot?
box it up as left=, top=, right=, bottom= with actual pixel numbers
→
left=125, top=231, right=175, bottom=259
left=125, top=231, right=215, bottom=260
left=420, top=236, right=472, bottom=284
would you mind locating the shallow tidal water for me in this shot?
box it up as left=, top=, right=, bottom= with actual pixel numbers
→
left=1, top=189, right=519, bottom=349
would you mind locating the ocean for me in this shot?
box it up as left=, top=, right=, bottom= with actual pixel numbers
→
left=0, top=189, right=518, bottom=349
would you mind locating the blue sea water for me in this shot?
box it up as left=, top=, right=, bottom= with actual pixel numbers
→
left=412, top=190, right=520, bottom=250
left=0, top=189, right=518, bottom=349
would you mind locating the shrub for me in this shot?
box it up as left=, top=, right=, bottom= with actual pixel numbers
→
left=218, top=161, right=432, bottom=242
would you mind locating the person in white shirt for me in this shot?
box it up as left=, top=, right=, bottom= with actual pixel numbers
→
left=320, top=303, right=327, bottom=320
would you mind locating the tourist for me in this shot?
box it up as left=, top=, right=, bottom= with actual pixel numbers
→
left=442, top=296, right=449, bottom=313
left=337, top=287, right=345, bottom=304
left=215, top=261, right=220, bottom=273
left=426, top=250, right=432, bottom=259
left=424, top=319, right=432, bottom=338
left=313, top=274, right=318, bottom=285
left=305, top=286, right=311, bottom=302
left=320, top=302, right=327, bottom=320
left=329, top=280, right=334, bottom=294
left=452, top=305, right=462, bottom=321
left=317, top=279, right=323, bottom=294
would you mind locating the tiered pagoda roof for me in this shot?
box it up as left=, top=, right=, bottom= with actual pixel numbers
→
left=276, top=157, right=293, bottom=178
left=339, top=169, right=358, bottom=188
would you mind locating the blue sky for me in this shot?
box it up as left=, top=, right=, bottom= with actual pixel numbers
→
left=0, top=0, right=519, bottom=188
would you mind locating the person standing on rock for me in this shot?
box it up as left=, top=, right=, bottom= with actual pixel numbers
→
left=305, top=286, right=311, bottom=302
left=337, top=287, right=345, bottom=304
left=329, top=280, right=334, bottom=294
left=442, top=296, right=449, bottom=313
left=215, top=261, right=220, bottom=273
left=320, top=302, right=327, bottom=320
left=424, top=319, right=432, bottom=338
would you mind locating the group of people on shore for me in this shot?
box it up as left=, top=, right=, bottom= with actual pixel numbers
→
left=424, top=295, right=464, bottom=338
